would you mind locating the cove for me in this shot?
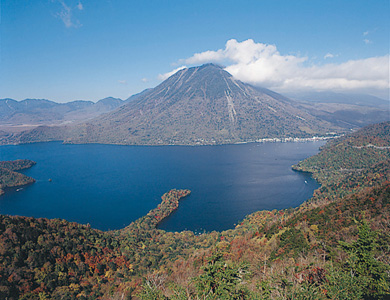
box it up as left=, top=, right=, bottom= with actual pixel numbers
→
left=0, top=141, right=324, bottom=232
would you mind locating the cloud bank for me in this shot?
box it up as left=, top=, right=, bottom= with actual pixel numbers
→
left=170, top=39, right=389, bottom=97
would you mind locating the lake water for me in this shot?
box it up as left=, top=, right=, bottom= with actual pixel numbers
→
left=0, top=141, right=324, bottom=232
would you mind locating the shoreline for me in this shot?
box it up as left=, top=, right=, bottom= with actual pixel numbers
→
left=0, top=133, right=342, bottom=147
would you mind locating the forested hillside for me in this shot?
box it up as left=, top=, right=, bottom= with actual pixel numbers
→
left=0, top=122, right=389, bottom=299
left=0, top=159, right=36, bottom=196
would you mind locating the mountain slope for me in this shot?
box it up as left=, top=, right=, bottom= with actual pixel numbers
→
left=65, top=64, right=339, bottom=145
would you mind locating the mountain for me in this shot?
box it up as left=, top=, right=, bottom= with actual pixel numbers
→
left=96, top=97, right=123, bottom=107
left=0, top=64, right=344, bottom=146
left=0, top=97, right=125, bottom=130
left=61, top=64, right=340, bottom=145
left=0, top=98, right=62, bottom=123
left=285, top=91, right=389, bottom=108
left=3, top=66, right=388, bottom=146
left=284, top=92, right=389, bottom=129
left=296, top=102, right=389, bottom=129
left=283, top=91, right=390, bottom=128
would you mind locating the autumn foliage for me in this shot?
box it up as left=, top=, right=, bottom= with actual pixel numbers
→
left=0, top=122, right=389, bottom=299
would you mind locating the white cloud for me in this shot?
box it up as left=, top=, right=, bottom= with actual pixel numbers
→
left=363, top=39, right=372, bottom=44
left=363, top=31, right=369, bottom=36
left=57, top=0, right=73, bottom=28
left=141, top=78, right=148, bottom=82
left=55, top=0, right=82, bottom=28
left=181, top=50, right=224, bottom=65
left=178, top=39, right=389, bottom=95
left=158, top=66, right=187, bottom=80
left=118, top=80, right=127, bottom=84
left=324, top=53, right=334, bottom=59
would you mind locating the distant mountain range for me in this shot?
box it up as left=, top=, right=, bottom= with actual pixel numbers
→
left=286, top=91, right=389, bottom=108
left=296, top=102, right=389, bottom=129
left=1, top=64, right=389, bottom=146
left=286, top=91, right=389, bottom=129
left=0, top=97, right=125, bottom=129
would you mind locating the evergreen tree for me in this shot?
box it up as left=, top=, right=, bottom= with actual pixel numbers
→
left=339, top=220, right=389, bottom=299
left=194, top=251, right=249, bottom=300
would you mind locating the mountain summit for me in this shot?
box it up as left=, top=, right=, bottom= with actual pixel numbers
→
left=3, top=64, right=338, bottom=145
left=65, top=64, right=336, bottom=145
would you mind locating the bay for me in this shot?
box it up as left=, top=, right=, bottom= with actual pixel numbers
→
left=0, top=141, right=324, bottom=232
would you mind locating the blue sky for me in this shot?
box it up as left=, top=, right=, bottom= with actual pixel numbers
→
left=1, top=0, right=389, bottom=102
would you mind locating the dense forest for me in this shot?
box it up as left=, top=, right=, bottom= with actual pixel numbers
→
left=0, top=122, right=389, bottom=299
left=0, top=159, right=36, bottom=196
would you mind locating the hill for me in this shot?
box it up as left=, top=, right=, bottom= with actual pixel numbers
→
left=0, top=122, right=389, bottom=299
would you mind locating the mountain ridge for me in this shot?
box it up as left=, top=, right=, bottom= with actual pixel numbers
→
left=285, top=91, right=389, bottom=108
left=0, top=97, right=125, bottom=129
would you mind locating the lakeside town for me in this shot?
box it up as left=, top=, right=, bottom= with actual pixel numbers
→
left=256, top=134, right=344, bottom=143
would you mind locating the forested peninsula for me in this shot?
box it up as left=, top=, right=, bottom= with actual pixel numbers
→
left=0, top=159, right=36, bottom=196
left=0, top=122, right=389, bottom=299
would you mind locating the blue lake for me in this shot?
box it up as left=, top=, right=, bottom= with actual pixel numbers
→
left=0, top=141, right=324, bottom=232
